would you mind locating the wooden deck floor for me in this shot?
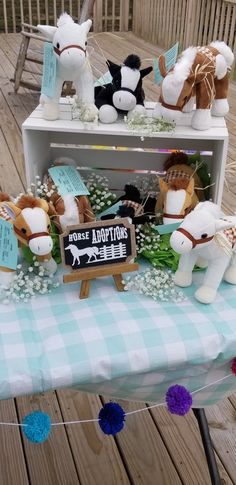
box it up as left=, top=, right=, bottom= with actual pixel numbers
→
left=0, top=32, right=236, bottom=485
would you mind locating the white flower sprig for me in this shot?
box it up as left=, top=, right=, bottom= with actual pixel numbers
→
left=125, top=113, right=175, bottom=135
left=135, top=223, right=161, bottom=256
left=0, top=258, right=60, bottom=304
left=124, top=268, right=186, bottom=303
left=84, top=172, right=116, bottom=214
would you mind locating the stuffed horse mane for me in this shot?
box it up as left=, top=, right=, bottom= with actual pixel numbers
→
left=158, top=41, right=234, bottom=130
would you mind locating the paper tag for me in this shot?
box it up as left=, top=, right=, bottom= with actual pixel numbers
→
left=48, top=166, right=90, bottom=196
left=154, top=42, right=179, bottom=85
left=155, top=222, right=181, bottom=235
left=0, top=219, right=18, bottom=270
left=41, top=42, right=57, bottom=97
left=97, top=201, right=122, bottom=219
left=94, top=71, right=112, bottom=87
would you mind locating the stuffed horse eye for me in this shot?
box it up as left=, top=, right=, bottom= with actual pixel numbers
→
left=21, top=228, right=27, bottom=234
left=56, top=42, right=60, bottom=49
left=47, top=224, right=51, bottom=231
left=85, top=41, right=87, bottom=46
left=201, top=233, right=208, bottom=239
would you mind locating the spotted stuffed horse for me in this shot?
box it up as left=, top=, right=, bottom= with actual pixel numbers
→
left=157, top=41, right=234, bottom=130
left=155, top=152, right=205, bottom=225
left=0, top=193, right=57, bottom=286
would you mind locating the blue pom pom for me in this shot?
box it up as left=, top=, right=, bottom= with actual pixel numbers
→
left=98, top=402, right=125, bottom=436
left=22, top=411, right=51, bottom=443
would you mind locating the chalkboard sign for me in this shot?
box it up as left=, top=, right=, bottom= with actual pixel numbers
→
left=60, top=218, right=136, bottom=271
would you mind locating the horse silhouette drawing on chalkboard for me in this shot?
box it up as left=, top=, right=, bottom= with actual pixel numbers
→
left=65, top=244, right=100, bottom=266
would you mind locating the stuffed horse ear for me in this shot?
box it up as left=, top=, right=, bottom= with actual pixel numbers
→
left=159, top=178, right=169, bottom=193
left=1, top=202, right=21, bottom=221
left=186, top=178, right=195, bottom=197
left=140, top=66, right=153, bottom=78
left=215, top=218, right=235, bottom=232
left=37, top=24, right=57, bottom=40
left=106, top=60, right=120, bottom=77
left=81, top=19, right=92, bottom=34
left=38, top=199, right=49, bottom=213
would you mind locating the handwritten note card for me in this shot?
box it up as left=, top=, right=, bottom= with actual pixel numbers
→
left=48, top=166, right=90, bottom=197
left=154, top=42, right=179, bottom=85
left=97, top=201, right=122, bottom=219
left=41, top=42, right=57, bottom=97
left=155, top=222, right=181, bottom=235
left=0, top=219, right=18, bottom=269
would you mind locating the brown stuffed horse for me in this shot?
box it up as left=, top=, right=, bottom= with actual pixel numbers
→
left=158, top=41, right=234, bottom=130
left=0, top=193, right=57, bottom=285
left=43, top=158, right=95, bottom=233
left=155, top=152, right=205, bottom=224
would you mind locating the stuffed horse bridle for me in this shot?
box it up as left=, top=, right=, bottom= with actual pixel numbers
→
left=176, top=227, right=214, bottom=248
left=53, top=44, right=87, bottom=56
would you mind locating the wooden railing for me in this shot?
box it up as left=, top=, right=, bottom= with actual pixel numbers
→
left=0, top=0, right=133, bottom=33
left=133, top=0, right=236, bottom=56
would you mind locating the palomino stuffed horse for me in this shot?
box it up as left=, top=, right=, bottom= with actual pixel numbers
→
left=155, top=152, right=205, bottom=224
left=37, top=13, right=98, bottom=121
left=95, top=54, right=153, bottom=123
left=170, top=201, right=236, bottom=304
left=0, top=194, right=57, bottom=285
left=156, top=41, right=234, bottom=130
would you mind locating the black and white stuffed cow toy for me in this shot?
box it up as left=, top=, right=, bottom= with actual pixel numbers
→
left=95, top=54, right=153, bottom=123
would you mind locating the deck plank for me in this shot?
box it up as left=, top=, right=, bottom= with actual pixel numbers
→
left=0, top=398, right=29, bottom=485
left=57, top=390, right=131, bottom=485
left=16, top=391, right=80, bottom=485
left=111, top=399, right=182, bottom=485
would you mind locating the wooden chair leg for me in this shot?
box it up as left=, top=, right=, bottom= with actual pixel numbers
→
left=13, top=35, right=30, bottom=92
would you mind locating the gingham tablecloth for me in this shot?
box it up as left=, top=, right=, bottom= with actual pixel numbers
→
left=1, top=268, right=236, bottom=407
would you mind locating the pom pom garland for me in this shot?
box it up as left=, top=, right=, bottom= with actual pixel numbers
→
left=231, top=357, right=236, bottom=376
left=22, top=411, right=51, bottom=443
left=98, top=402, right=125, bottom=435
left=165, top=385, right=192, bottom=416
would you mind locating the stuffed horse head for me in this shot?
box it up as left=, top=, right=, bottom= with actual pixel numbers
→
left=155, top=152, right=205, bottom=223
left=170, top=201, right=236, bottom=303
left=158, top=41, right=234, bottom=130
left=37, top=13, right=98, bottom=121
left=0, top=194, right=57, bottom=285
left=95, top=54, right=153, bottom=123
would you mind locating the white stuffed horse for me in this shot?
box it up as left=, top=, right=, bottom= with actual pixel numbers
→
left=37, top=13, right=98, bottom=121
left=170, top=201, right=236, bottom=303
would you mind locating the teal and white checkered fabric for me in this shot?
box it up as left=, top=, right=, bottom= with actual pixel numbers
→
left=1, top=268, right=236, bottom=406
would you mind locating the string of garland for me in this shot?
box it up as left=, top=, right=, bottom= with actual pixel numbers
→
left=0, top=360, right=235, bottom=444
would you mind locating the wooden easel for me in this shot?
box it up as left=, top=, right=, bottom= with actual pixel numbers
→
left=63, top=262, right=139, bottom=299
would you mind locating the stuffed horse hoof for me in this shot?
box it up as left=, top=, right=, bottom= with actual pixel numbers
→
left=80, top=103, right=98, bottom=122
left=211, top=99, right=229, bottom=117
left=0, top=270, right=15, bottom=287
left=99, top=105, right=118, bottom=123
left=40, top=257, right=57, bottom=276
left=224, top=265, right=236, bottom=285
left=127, top=104, right=146, bottom=120
left=191, top=109, right=211, bottom=130
left=173, top=270, right=192, bottom=287
left=195, top=285, right=217, bottom=304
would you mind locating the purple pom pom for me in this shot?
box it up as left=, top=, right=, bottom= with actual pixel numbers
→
left=166, top=385, right=192, bottom=416
left=98, top=402, right=125, bottom=435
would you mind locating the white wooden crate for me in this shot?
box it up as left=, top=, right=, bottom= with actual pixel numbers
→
left=22, top=100, right=229, bottom=204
